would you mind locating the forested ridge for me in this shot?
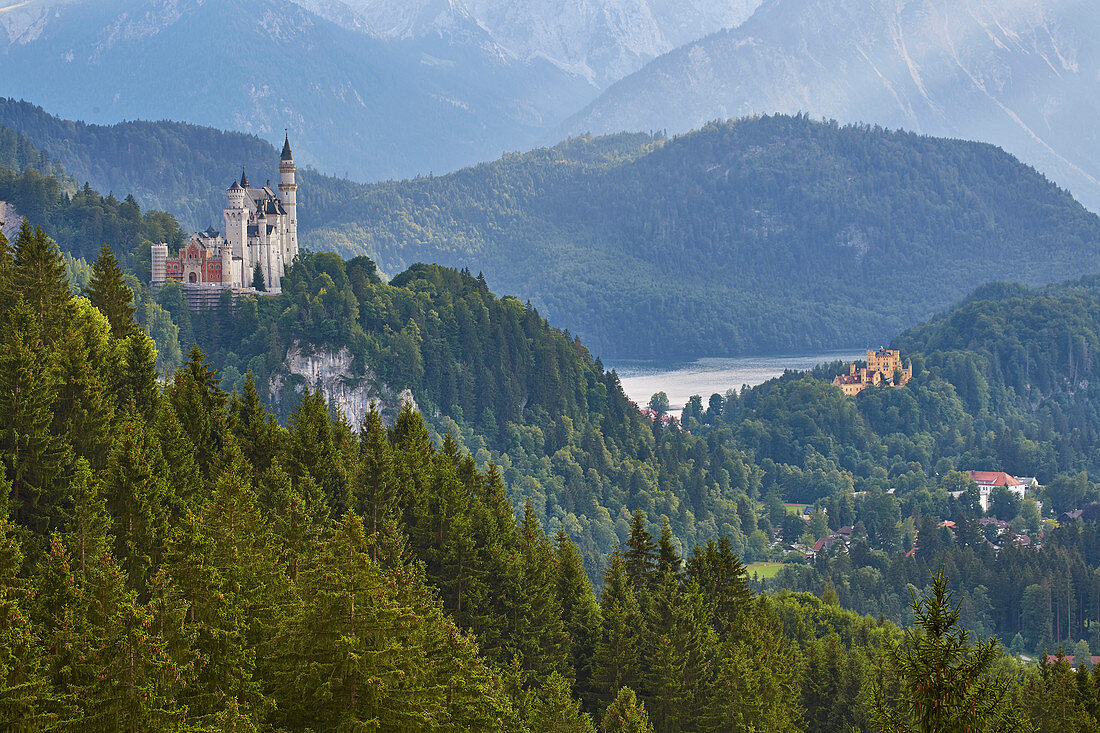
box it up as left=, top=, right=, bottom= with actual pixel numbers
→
left=13, top=217, right=1100, bottom=730
left=5, top=100, right=1100, bottom=358
left=0, top=219, right=965, bottom=731
left=8, top=136, right=1100, bottom=728
left=0, top=98, right=362, bottom=233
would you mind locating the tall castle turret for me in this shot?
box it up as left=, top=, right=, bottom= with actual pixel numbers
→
left=278, top=133, right=299, bottom=274
left=224, top=177, right=247, bottom=270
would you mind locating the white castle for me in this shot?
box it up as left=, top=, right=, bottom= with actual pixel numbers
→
left=151, top=134, right=299, bottom=295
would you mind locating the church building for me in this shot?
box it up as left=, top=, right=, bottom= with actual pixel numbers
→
left=151, top=134, right=299, bottom=295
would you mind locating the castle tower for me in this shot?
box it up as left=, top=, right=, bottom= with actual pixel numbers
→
left=150, top=243, right=168, bottom=285
left=278, top=133, right=298, bottom=274
left=224, top=178, right=248, bottom=285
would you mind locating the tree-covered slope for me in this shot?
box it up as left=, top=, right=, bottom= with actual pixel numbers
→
left=10, top=105, right=1098, bottom=359
left=0, top=98, right=363, bottom=232
left=564, top=0, right=1100, bottom=213
left=312, top=115, right=1100, bottom=358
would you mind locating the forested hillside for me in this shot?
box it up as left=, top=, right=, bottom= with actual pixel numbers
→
left=12, top=216, right=1100, bottom=730
left=0, top=99, right=360, bottom=232
left=11, top=135, right=1100, bottom=726
left=8, top=104, right=1099, bottom=359
left=268, top=115, right=1100, bottom=358
left=0, top=218, right=945, bottom=731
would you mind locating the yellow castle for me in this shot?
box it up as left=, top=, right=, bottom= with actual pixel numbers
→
left=832, top=348, right=913, bottom=396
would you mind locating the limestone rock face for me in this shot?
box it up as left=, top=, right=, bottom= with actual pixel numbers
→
left=0, top=201, right=24, bottom=240
left=312, top=0, right=761, bottom=86
left=272, top=340, right=416, bottom=430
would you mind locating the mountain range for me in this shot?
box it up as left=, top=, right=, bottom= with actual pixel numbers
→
left=291, top=0, right=761, bottom=86
left=4, top=0, right=1099, bottom=216
left=565, top=0, right=1100, bottom=211
left=0, top=0, right=594, bottom=180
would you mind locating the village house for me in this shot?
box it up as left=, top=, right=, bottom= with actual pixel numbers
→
left=964, top=471, right=1028, bottom=512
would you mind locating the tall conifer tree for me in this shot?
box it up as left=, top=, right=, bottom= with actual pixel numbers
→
left=85, top=244, right=135, bottom=338
left=12, top=221, right=72, bottom=341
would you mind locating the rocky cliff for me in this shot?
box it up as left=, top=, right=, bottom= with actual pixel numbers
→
left=272, top=340, right=417, bottom=430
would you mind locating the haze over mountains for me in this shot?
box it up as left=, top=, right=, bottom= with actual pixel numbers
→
left=3, top=0, right=1098, bottom=215
left=292, top=0, right=761, bottom=85
left=567, top=0, right=1100, bottom=211
left=0, top=0, right=594, bottom=180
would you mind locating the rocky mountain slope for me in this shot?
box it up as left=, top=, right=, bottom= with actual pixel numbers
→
left=0, top=0, right=593, bottom=181
left=294, top=0, right=762, bottom=86
left=565, top=0, right=1100, bottom=211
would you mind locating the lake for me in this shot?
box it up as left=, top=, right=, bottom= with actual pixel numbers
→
left=610, top=351, right=864, bottom=418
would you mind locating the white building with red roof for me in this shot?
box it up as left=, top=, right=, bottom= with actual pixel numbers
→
left=965, top=471, right=1027, bottom=512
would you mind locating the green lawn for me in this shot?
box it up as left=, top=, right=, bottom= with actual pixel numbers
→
left=783, top=503, right=812, bottom=516
left=746, top=562, right=785, bottom=579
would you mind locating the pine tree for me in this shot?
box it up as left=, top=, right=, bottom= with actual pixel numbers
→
left=12, top=221, right=72, bottom=341
left=656, top=519, right=681, bottom=578
left=356, top=404, right=397, bottom=546
left=262, top=462, right=326, bottom=584
left=556, top=528, right=601, bottom=708
left=594, top=549, right=643, bottom=705
left=164, top=465, right=280, bottom=725
left=0, top=298, right=66, bottom=533
left=251, top=262, right=265, bottom=292
left=168, top=345, right=227, bottom=476
left=0, top=511, right=49, bottom=730
left=103, top=415, right=171, bottom=595
left=54, top=301, right=115, bottom=472
left=511, top=502, right=567, bottom=679
left=230, top=371, right=280, bottom=479
left=529, top=672, right=597, bottom=733
left=272, top=512, right=446, bottom=730
left=600, top=687, right=652, bottom=733
left=86, top=243, right=135, bottom=338
left=686, top=535, right=752, bottom=633
left=78, top=545, right=186, bottom=730
left=0, top=228, right=13, bottom=316
left=56, top=457, right=112, bottom=575
left=872, top=565, right=1025, bottom=732
left=624, top=510, right=658, bottom=598
left=115, top=331, right=159, bottom=421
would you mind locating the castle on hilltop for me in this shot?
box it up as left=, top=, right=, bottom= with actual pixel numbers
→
left=833, top=348, right=913, bottom=396
left=151, top=135, right=299, bottom=299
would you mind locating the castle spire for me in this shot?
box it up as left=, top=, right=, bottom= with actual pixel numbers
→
left=281, top=131, right=293, bottom=161
left=240, top=168, right=250, bottom=188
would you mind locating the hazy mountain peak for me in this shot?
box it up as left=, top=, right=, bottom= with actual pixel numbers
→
left=566, top=0, right=1100, bottom=209
left=0, top=0, right=77, bottom=44
left=299, top=0, right=763, bottom=86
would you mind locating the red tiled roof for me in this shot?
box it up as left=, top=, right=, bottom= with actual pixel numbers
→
left=965, top=471, right=1025, bottom=487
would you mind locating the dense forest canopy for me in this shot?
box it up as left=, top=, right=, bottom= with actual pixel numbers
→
left=5, top=101, right=1100, bottom=358
left=7, top=122, right=1100, bottom=727
left=9, top=216, right=1100, bottom=730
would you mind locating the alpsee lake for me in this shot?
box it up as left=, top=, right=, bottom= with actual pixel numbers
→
left=610, top=351, right=864, bottom=418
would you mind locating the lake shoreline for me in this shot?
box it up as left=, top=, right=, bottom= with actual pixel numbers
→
left=608, top=350, right=864, bottom=417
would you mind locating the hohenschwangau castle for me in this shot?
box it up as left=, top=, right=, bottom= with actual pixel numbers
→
left=151, top=135, right=298, bottom=297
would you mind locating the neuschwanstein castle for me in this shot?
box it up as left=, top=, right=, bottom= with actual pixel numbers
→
left=151, top=135, right=299, bottom=301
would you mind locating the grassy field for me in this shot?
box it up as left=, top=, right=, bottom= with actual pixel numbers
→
left=782, top=503, right=812, bottom=516
left=746, top=562, right=785, bottom=579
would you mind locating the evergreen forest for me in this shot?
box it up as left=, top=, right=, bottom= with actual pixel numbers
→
left=8, top=117, right=1100, bottom=729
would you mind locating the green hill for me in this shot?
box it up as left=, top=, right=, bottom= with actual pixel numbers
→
left=6, top=103, right=1099, bottom=359
left=0, top=98, right=359, bottom=233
